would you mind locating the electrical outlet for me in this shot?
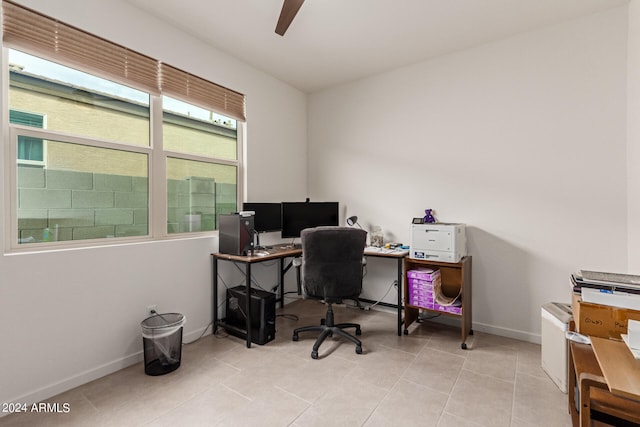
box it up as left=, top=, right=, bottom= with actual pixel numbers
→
left=146, top=305, right=157, bottom=317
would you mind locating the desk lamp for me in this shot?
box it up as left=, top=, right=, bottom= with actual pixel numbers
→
left=347, top=215, right=369, bottom=264
left=346, top=215, right=362, bottom=229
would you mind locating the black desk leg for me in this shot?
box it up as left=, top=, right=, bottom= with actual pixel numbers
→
left=279, top=258, right=285, bottom=308
left=245, top=263, right=252, bottom=348
left=397, top=258, right=403, bottom=336
left=213, top=257, right=218, bottom=336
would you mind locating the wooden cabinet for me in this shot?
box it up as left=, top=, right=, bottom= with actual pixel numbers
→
left=403, top=256, right=472, bottom=349
left=569, top=340, right=640, bottom=426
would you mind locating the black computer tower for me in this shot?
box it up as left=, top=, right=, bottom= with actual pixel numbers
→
left=224, top=285, right=276, bottom=345
left=219, top=213, right=254, bottom=256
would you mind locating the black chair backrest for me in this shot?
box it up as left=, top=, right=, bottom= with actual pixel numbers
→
left=300, top=226, right=367, bottom=302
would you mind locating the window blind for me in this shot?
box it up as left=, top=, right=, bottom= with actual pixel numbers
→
left=160, top=63, right=245, bottom=122
left=9, top=110, right=43, bottom=128
left=2, top=0, right=246, bottom=121
left=2, top=0, right=159, bottom=95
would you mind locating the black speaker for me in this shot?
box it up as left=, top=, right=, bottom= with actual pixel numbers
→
left=224, top=286, right=276, bottom=345
left=219, top=213, right=254, bottom=255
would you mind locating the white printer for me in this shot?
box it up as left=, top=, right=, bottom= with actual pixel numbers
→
left=409, top=223, right=466, bottom=263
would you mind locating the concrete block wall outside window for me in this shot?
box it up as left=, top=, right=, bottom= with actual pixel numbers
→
left=168, top=176, right=216, bottom=233
left=17, top=167, right=237, bottom=243
left=18, top=167, right=148, bottom=242
left=166, top=180, right=236, bottom=233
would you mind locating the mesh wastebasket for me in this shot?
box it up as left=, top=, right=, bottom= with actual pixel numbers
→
left=141, top=313, right=185, bottom=376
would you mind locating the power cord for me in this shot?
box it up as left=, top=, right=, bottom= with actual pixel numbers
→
left=145, top=311, right=213, bottom=345
left=360, top=279, right=397, bottom=311
left=183, top=322, right=213, bottom=344
left=232, top=262, right=276, bottom=293
left=417, top=312, right=441, bottom=322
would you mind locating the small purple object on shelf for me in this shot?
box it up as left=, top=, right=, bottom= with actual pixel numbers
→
left=424, top=209, right=436, bottom=223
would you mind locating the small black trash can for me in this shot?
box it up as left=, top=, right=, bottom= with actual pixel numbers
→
left=141, top=313, right=185, bottom=376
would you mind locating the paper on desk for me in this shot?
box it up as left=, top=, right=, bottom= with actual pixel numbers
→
left=364, top=246, right=407, bottom=255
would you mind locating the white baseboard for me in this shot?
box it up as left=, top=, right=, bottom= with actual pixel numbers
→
left=369, top=305, right=542, bottom=344
left=2, top=352, right=143, bottom=418
left=469, top=321, right=541, bottom=344
left=426, top=315, right=541, bottom=344
left=1, top=326, right=211, bottom=417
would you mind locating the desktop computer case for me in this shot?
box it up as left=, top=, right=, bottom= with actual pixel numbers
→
left=224, top=285, right=276, bottom=345
left=219, top=213, right=254, bottom=256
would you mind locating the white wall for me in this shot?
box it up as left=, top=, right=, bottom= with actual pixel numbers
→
left=628, top=0, right=640, bottom=272
left=308, top=6, right=629, bottom=341
left=1, top=0, right=635, bottom=410
left=0, top=0, right=306, bottom=407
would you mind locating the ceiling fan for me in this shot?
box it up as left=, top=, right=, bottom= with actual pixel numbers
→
left=275, top=0, right=305, bottom=36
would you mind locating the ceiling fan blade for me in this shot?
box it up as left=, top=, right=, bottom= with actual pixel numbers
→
left=275, top=0, right=305, bottom=36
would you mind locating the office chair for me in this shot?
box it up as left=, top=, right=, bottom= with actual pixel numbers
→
left=292, top=226, right=367, bottom=359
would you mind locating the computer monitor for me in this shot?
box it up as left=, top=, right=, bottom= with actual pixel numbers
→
left=242, top=202, right=282, bottom=233
left=281, top=201, right=339, bottom=239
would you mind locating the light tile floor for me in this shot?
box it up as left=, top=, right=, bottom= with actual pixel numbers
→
left=0, top=299, right=571, bottom=426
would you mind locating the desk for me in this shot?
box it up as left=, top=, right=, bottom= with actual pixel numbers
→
left=212, top=245, right=409, bottom=346
left=362, top=247, right=408, bottom=336
left=212, top=244, right=302, bottom=348
left=568, top=340, right=640, bottom=426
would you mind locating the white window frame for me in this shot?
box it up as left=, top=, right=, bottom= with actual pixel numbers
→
left=7, top=125, right=154, bottom=251
left=3, top=47, right=243, bottom=253
left=151, top=93, right=244, bottom=238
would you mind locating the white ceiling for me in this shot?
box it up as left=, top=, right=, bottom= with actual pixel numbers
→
left=125, top=0, right=628, bottom=93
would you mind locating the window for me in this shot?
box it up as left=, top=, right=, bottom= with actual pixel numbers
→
left=9, top=50, right=151, bottom=245
left=9, top=49, right=151, bottom=147
left=10, top=109, right=44, bottom=165
left=14, top=131, right=149, bottom=244
left=163, top=96, right=238, bottom=233
left=3, top=1, right=245, bottom=250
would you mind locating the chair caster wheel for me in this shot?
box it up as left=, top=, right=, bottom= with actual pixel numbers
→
left=292, top=334, right=299, bottom=342
left=311, top=351, right=318, bottom=359
left=461, top=343, right=467, bottom=350
left=356, top=328, right=362, bottom=336
left=356, top=346, right=362, bottom=354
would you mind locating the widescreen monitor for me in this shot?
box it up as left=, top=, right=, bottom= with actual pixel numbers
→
left=242, top=202, right=282, bottom=233
left=281, top=201, right=339, bottom=238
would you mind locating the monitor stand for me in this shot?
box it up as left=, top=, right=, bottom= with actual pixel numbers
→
left=253, top=232, right=272, bottom=250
